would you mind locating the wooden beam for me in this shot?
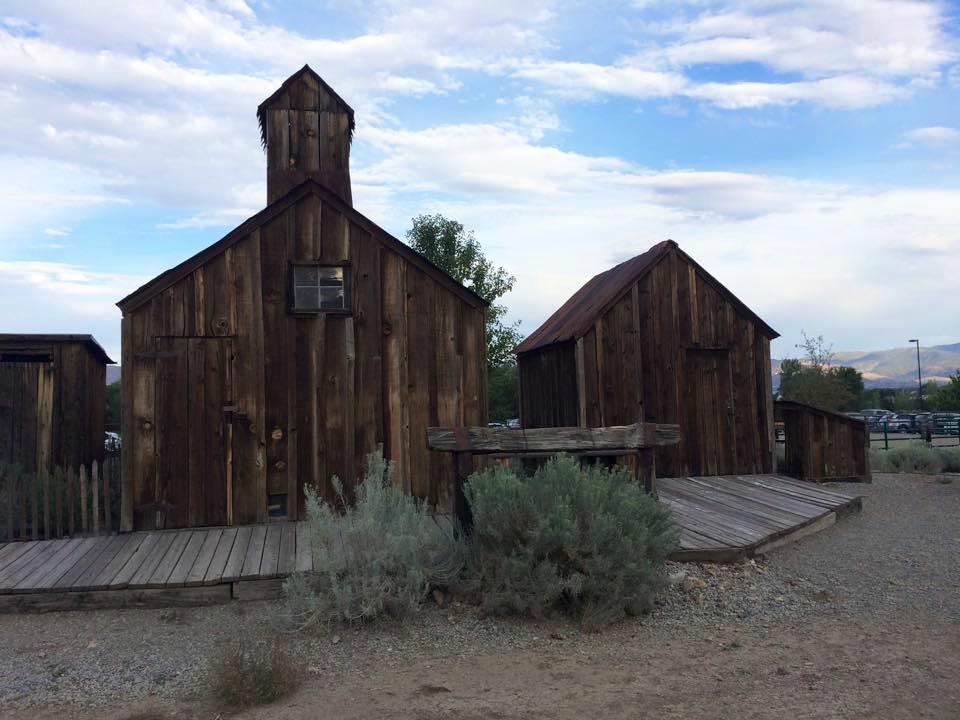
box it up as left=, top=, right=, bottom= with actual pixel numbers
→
left=427, top=422, right=680, bottom=454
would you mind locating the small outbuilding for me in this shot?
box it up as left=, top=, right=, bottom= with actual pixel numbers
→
left=515, top=240, right=779, bottom=478
left=117, top=66, right=488, bottom=532
left=0, top=334, right=113, bottom=475
left=774, top=400, right=871, bottom=483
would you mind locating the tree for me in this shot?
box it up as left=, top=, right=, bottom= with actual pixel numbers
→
left=488, top=364, right=519, bottom=423
left=932, top=370, right=960, bottom=411
left=406, top=214, right=522, bottom=367
left=105, top=381, right=121, bottom=426
left=777, top=331, right=860, bottom=411
left=832, top=366, right=864, bottom=411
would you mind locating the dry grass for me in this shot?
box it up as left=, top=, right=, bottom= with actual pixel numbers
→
left=207, top=637, right=300, bottom=708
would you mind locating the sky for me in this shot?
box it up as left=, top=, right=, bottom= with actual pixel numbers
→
left=1, top=0, right=959, bottom=364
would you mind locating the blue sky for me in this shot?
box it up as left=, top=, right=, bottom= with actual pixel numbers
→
left=1, top=0, right=958, bottom=363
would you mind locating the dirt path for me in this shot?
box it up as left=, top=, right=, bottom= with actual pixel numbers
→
left=20, top=613, right=960, bottom=720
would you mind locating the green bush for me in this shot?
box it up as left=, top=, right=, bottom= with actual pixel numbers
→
left=207, top=638, right=299, bottom=708
left=463, top=454, right=677, bottom=629
left=281, top=451, right=466, bottom=628
left=870, top=444, right=944, bottom=474
left=936, top=447, right=960, bottom=473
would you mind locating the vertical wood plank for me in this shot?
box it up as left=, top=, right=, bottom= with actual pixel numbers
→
left=91, top=461, right=100, bottom=535
left=79, top=465, right=88, bottom=534
left=102, top=458, right=111, bottom=535
left=230, top=230, right=267, bottom=525
left=42, top=470, right=50, bottom=540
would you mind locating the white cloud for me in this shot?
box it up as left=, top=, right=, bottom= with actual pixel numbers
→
left=517, top=0, right=956, bottom=109
left=43, top=226, right=71, bottom=237
left=0, top=261, right=148, bottom=360
left=646, top=1, right=955, bottom=78
left=897, top=125, right=960, bottom=148
left=349, top=120, right=960, bottom=354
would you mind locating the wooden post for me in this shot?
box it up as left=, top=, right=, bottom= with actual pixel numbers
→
left=636, top=447, right=656, bottom=496
left=452, top=450, right=474, bottom=533
left=91, top=461, right=100, bottom=535
left=55, top=467, right=63, bottom=539
left=18, top=468, right=27, bottom=541
left=42, top=470, right=50, bottom=540
left=80, top=464, right=89, bottom=535
left=102, top=459, right=111, bottom=535
left=4, top=466, right=12, bottom=543
left=31, top=471, right=39, bottom=541
left=67, top=467, right=76, bottom=537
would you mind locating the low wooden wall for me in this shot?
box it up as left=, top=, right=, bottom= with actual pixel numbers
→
left=775, top=400, right=871, bottom=483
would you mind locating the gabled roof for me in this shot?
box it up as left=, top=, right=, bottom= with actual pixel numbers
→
left=515, top=240, right=778, bottom=355
left=0, top=334, right=115, bottom=364
left=256, top=64, right=355, bottom=148
left=117, top=179, right=488, bottom=313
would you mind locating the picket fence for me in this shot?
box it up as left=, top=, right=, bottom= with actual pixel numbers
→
left=0, top=453, right=121, bottom=542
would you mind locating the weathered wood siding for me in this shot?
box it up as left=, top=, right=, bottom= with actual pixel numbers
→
left=263, top=70, right=353, bottom=206
left=518, top=248, right=775, bottom=477
left=775, top=401, right=870, bottom=482
left=518, top=342, right=578, bottom=428
left=0, top=339, right=106, bottom=475
left=121, top=192, right=487, bottom=530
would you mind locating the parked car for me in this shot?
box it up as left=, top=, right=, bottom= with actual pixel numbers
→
left=930, top=413, right=960, bottom=435
left=885, top=413, right=919, bottom=433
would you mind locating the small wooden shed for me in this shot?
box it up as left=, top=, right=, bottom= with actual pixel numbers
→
left=514, top=240, right=779, bottom=478
left=774, top=400, right=871, bottom=482
left=0, top=334, right=113, bottom=475
left=117, top=66, right=488, bottom=532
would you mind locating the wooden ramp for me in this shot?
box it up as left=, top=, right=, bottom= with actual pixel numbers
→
left=659, top=474, right=862, bottom=563
left=0, top=522, right=311, bottom=612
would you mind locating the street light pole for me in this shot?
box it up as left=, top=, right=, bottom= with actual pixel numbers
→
left=908, top=339, right=922, bottom=411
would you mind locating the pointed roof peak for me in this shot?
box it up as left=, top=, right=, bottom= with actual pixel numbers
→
left=256, top=64, right=355, bottom=147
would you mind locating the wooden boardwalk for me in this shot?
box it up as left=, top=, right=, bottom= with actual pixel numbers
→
left=0, top=522, right=311, bottom=612
left=660, top=474, right=862, bottom=563
left=0, top=474, right=862, bottom=611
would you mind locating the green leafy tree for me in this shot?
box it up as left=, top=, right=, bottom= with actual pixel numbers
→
left=778, top=331, right=860, bottom=411
left=406, top=214, right=521, bottom=367
left=488, top=364, right=519, bottom=423
left=932, top=371, right=960, bottom=411
left=105, top=381, right=121, bottom=426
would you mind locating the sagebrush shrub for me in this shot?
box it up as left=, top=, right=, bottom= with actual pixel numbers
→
left=463, top=454, right=677, bottom=628
left=870, top=444, right=944, bottom=474
left=936, top=447, right=960, bottom=473
left=207, top=638, right=298, bottom=707
left=281, top=451, right=466, bottom=628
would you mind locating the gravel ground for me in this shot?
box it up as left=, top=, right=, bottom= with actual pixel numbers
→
left=0, top=472, right=957, bottom=714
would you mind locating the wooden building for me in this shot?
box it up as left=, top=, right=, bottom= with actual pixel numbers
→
left=514, top=240, right=779, bottom=478
left=775, top=400, right=871, bottom=482
left=0, top=334, right=113, bottom=474
left=117, top=66, right=488, bottom=532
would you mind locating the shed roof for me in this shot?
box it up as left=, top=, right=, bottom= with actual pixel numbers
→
left=117, top=179, right=488, bottom=313
left=0, top=334, right=115, bottom=364
left=515, top=240, right=778, bottom=355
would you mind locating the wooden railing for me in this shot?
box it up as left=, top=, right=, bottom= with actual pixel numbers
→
left=427, top=422, right=681, bottom=530
left=0, top=454, right=121, bottom=542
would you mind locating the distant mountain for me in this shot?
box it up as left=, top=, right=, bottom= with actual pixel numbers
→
left=772, top=342, right=960, bottom=389
left=106, top=365, right=121, bottom=385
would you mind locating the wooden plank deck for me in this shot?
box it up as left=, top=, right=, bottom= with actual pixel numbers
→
left=660, top=474, right=862, bottom=563
left=0, top=521, right=311, bottom=612
left=0, top=474, right=862, bottom=610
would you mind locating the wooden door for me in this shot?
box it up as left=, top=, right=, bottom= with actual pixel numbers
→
left=155, top=338, right=233, bottom=528
left=684, top=349, right=737, bottom=476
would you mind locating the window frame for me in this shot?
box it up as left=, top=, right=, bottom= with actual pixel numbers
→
left=288, top=261, right=352, bottom=315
